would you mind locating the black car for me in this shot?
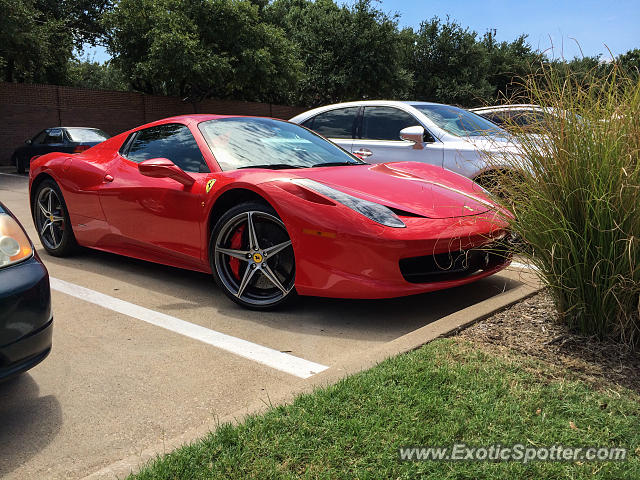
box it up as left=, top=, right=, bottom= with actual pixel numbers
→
left=12, top=127, right=111, bottom=174
left=0, top=202, right=52, bottom=381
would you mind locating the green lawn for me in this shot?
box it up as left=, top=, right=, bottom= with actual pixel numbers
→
left=130, top=339, right=639, bottom=479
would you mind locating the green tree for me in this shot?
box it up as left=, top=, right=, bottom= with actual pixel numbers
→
left=0, top=0, right=71, bottom=83
left=266, top=0, right=413, bottom=106
left=410, top=17, right=493, bottom=106
left=618, top=48, right=640, bottom=77
left=481, top=30, right=539, bottom=104
left=104, top=0, right=301, bottom=103
left=0, top=0, right=112, bottom=83
left=67, top=57, right=128, bottom=91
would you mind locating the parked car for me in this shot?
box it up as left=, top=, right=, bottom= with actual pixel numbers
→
left=0, top=202, right=52, bottom=381
left=12, top=127, right=111, bottom=174
left=470, top=104, right=546, bottom=132
left=29, top=114, right=511, bottom=310
left=289, top=101, right=523, bottom=187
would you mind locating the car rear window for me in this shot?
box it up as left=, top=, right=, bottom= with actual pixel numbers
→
left=66, top=128, right=110, bottom=143
left=304, top=107, right=358, bottom=139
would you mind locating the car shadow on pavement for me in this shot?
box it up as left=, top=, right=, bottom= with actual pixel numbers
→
left=40, top=246, right=523, bottom=342
left=0, top=374, right=63, bottom=478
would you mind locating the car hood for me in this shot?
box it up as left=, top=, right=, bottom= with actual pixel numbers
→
left=286, top=163, right=497, bottom=219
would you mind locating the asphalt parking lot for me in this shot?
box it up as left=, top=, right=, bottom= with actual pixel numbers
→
left=0, top=170, right=530, bottom=479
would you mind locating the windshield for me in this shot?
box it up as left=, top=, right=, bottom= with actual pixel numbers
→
left=66, top=128, right=110, bottom=142
left=412, top=104, right=506, bottom=137
left=198, top=117, right=363, bottom=170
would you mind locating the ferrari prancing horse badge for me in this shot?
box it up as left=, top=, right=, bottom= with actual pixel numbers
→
left=206, top=179, right=216, bottom=193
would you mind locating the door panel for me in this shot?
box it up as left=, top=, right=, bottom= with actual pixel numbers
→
left=97, top=123, right=210, bottom=269
left=353, top=106, right=444, bottom=166
left=351, top=138, right=443, bottom=166
left=98, top=158, right=206, bottom=264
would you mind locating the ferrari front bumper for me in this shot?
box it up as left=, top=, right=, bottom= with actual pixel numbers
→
left=291, top=213, right=512, bottom=299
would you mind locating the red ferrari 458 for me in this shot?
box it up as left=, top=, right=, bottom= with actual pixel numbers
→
left=29, top=115, right=511, bottom=309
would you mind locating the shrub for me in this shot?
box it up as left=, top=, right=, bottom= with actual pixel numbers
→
left=497, top=65, right=640, bottom=347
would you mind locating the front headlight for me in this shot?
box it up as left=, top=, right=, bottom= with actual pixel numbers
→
left=293, top=178, right=405, bottom=228
left=0, top=214, right=34, bottom=268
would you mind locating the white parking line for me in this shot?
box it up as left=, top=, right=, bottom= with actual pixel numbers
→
left=510, top=261, right=539, bottom=271
left=0, top=172, right=26, bottom=178
left=50, top=277, right=328, bottom=379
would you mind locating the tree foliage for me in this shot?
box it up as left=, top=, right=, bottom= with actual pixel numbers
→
left=266, top=0, right=412, bottom=106
left=0, top=0, right=112, bottom=83
left=1, top=0, right=637, bottom=108
left=0, top=0, right=71, bottom=83
left=104, top=0, right=301, bottom=103
left=617, top=48, right=640, bottom=77
left=409, top=17, right=540, bottom=106
left=67, top=56, right=128, bottom=91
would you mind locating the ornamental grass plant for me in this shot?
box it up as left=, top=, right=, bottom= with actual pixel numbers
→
left=494, top=65, right=640, bottom=347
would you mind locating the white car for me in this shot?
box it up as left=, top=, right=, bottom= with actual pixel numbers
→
left=290, top=100, right=522, bottom=185
left=470, top=104, right=547, bottom=132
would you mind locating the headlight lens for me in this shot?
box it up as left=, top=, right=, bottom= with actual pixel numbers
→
left=293, top=178, right=405, bottom=228
left=0, top=214, right=33, bottom=268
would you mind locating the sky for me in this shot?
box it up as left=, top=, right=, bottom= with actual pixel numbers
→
left=83, top=0, right=639, bottom=63
left=381, top=0, right=640, bottom=60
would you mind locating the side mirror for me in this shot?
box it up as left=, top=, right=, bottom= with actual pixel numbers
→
left=25, top=139, right=32, bottom=145
left=400, top=126, right=426, bottom=150
left=138, top=158, right=195, bottom=187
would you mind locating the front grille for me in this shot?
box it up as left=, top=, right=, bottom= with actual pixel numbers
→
left=399, top=241, right=511, bottom=284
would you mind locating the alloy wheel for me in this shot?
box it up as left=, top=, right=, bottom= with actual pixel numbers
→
left=35, top=187, right=67, bottom=250
left=214, top=210, right=295, bottom=308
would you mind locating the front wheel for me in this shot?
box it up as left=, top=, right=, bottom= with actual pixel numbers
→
left=210, top=202, right=296, bottom=310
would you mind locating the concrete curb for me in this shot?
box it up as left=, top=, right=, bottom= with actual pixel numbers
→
left=305, top=273, right=541, bottom=389
left=83, top=270, right=542, bottom=480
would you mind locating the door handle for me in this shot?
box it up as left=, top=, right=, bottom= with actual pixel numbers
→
left=103, top=174, right=114, bottom=182
left=353, top=148, right=373, bottom=158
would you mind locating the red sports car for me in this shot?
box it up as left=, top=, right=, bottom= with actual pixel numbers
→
left=29, top=115, right=511, bottom=309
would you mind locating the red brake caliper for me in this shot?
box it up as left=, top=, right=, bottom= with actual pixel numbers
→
left=229, top=224, right=245, bottom=279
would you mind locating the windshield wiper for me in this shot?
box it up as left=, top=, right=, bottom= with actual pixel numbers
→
left=311, top=161, right=364, bottom=167
left=237, top=163, right=306, bottom=170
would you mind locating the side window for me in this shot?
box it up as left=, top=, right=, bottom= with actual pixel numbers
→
left=306, top=107, right=358, bottom=139
left=31, top=131, right=47, bottom=144
left=125, top=124, right=209, bottom=173
left=512, top=111, right=546, bottom=129
left=43, top=128, right=64, bottom=145
left=484, top=113, right=508, bottom=126
left=361, top=107, right=420, bottom=141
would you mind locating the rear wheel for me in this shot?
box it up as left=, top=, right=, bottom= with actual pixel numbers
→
left=210, top=202, right=296, bottom=310
left=13, top=154, right=25, bottom=174
left=33, top=179, right=77, bottom=256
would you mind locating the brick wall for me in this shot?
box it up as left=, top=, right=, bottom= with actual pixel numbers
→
left=0, top=82, right=307, bottom=166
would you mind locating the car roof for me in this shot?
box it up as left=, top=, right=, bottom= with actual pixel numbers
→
left=40, top=127, right=104, bottom=131
left=301, top=100, right=446, bottom=108
left=61, top=127, right=105, bottom=130
left=130, top=114, right=258, bottom=130
left=470, top=104, right=542, bottom=113
left=289, top=100, right=458, bottom=122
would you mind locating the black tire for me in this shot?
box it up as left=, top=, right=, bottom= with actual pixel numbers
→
left=32, top=179, right=77, bottom=256
left=210, top=202, right=296, bottom=310
left=13, top=154, right=25, bottom=174
left=475, top=169, right=525, bottom=200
